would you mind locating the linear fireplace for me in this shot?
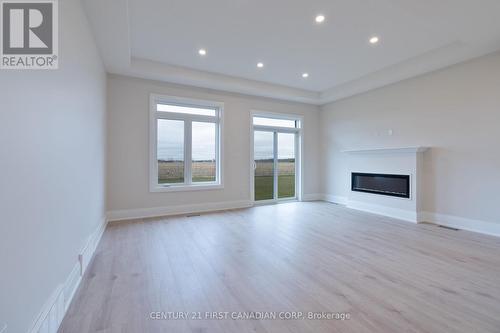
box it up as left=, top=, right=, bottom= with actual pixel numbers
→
left=351, top=172, right=410, bottom=198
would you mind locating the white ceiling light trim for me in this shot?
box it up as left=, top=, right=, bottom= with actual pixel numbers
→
left=315, top=15, right=325, bottom=23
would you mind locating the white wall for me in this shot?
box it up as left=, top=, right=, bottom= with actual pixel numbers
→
left=320, top=51, right=500, bottom=229
left=0, top=0, right=106, bottom=332
left=107, top=75, right=321, bottom=216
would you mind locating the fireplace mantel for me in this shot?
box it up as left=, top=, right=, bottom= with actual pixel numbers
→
left=341, top=146, right=428, bottom=223
left=342, top=147, right=429, bottom=154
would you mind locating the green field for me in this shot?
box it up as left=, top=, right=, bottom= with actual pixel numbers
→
left=254, top=175, right=295, bottom=200
left=158, top=160, right=295, bottom=200
left=158, top=161, right=215, bottom=184
left=254, top=159, right=295, bottom=201
left=158, top=177, right=215, bottom=184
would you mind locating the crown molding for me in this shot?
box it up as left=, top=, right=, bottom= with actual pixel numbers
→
left=119, top=58, right=321, bottom=104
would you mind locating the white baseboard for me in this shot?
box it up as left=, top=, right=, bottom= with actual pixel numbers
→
left=302, top=193, right=323, bottom=201
left=322, top=194, right=348, bottom=205
left=63, top=263, right=81, bottom=313
left=29, top=217, right=108, bottom=333
left=107, top=200, right=254, bottom=222
left=79, top=217, right=108, bottom=276
left=420, top=211, right=500, bottom=237
left=347, top=199, right=418, bottom=223
left=27, top=284, right=64, bottom=333
left=320, top=193, right=499, bottom=237
left=321, top=193, right=417, bottom=223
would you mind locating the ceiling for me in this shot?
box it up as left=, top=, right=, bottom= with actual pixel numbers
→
left=83, top=0, right=500, bottom=104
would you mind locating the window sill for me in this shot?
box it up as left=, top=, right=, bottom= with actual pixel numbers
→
left=150, top=183, right=224, bottom=193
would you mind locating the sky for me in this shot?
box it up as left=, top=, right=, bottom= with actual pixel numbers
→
left=157, top=120, right=216, bottom=161
left=157, top=120, right=295, bottom=161
left=254, top=131, right=295, bottom=160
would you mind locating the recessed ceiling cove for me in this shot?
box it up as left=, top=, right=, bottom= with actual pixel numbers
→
left=84, top=0, right=500, bottom=104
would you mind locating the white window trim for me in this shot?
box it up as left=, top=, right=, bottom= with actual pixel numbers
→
left=249, top=110, right=304, bottom=203
left=149, top=94, right=224, bottom=193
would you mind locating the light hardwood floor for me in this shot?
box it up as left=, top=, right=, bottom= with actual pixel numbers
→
left=59, top=202, right=500, bottom=333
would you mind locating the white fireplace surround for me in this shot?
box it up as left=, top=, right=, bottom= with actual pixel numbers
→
left=341, top=147, right=429, bottom=154
left=341, top=147, right=429, bottom=223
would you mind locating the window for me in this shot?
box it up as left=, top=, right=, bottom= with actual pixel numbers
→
left=253, top=116, right=297, bottom=128
left=150, top=95, right=223, bottom=192
left=157, top=119, right=184, bottom=184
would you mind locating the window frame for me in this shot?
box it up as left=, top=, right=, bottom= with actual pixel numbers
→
left=149, top=94, right=224, bottom=192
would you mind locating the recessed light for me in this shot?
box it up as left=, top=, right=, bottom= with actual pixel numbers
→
left=315, top=15, right=325, bottom=23
left=302, top=73, right=309, bottom=78
left=257, top=62, right=264, bottom=68
left=198, top=48, right=207, bottom=56
left=369, top=36, right=379, bottom=44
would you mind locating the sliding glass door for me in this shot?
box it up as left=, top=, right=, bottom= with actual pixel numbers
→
left=254, top=131, right=275, bottom=201
left=253, top=116, right=299, bottom=202
left=277, top=132, right=295, bottom=199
